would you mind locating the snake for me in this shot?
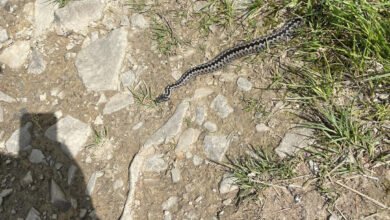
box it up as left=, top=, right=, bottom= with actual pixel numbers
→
left=154, top=17, right=303, bottom=103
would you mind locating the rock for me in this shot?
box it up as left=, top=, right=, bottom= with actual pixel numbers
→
left=94, top=115, right=103, bottom=125
left=0, top=91, right=16, bottom=103
left=236, top=77, right=252, bottom=91
left=203, top=135, right=230, bottom=162
left=103, top=93, right=134, bottom=115
left=0, top=188, right=12, bottom=198
left=67, top=164, right=77, bottom=185
left=22, top=171, right=33, bottom=185
left=0, top=106, right=3, bottom=122
left=80, top=209, right=87, bottom=218
left=120, top=70, right=137, bottom=87
left=86, top=171, right=104, bottom=196
left=0, top=41, right=30, bottom=69
left=328, top=213, right=341, bottom=220
left=162, top=196, right=178, bottom=211
left=192, top=87, right=213, bottom=100
left=113, top=179, right=124, bottom=190
left=192, top=155, right=203, bottom=166
left=171, top=168, right=181, bottom=183
left=144, top=101, right=189, bottom=149
left=203, top=121, right=217, bottom=132
left=256, top=123, right=270, bottom=132
left=50, top=180, right=71, bottom=212
left=0, top=0, right=8, bottom=7
left=164, top=211, right=172, bottom=220
left=132, top=122, right=143, bottom=130
left=45, top=115, right=91, bottom=158
left=193, top=1, right=209, bottom=12
left=219, top=174, right=238, bottom=194
left=194, top=106, right=206, bottom=125
left=175, top=128, right=200, bottom=156
left=0, top=27, right=8, bottom=43
left=210, top=95, right=233, bottom=119
left=29, top=149, right=45, bottom=163
left=275, top=128, right=314, bottom=158
left=54, top=0, right=104, bottom=35
left=97, top=93, right=107, bottom=104
left=144, top=154, right=168, bottom=172
left=23, top=3, right=34, bottom=23
left=28, top=49, right=46, bottom=75
left=5, top=122, right=32, bottom=154
left=34, top=0, right=57, bottom=36
left=75, top=28, right=128, bottom=91
left=0, top=188, right=12, bottom=206
left=130, top=14, right=149, bottom=29
left=26, top=207, right=41, bottom=220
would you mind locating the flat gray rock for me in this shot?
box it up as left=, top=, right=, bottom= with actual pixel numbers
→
left=103, top=92, right=134, bottom=115
left=0, top=91, right=16, bottom=103
left=28, top=49, right=46, bottom=75
left=144, top=154, right=168, bottom=172
left=275, top=128, right=314, bottom=158
left=237, top=77, right=252, bottom=91
left=0, top=41, right=30, bottom=69
left=203, top=121, right=217, bottom=132
left=175, top=128, right=200, bottom=156
left=203, top=135, right=230, bottom=162
left=120, top=70, right=137, bottom=87
left=192, top=87, right=213, bottom=100
left=22, top=171, right=33, bottom=186
left=194, top=106, right=206, bottom=125
left=0, top=27, right=8, bottom=43
left=26, top=207, right=41, bottom=220
left=45, top=115, right=91, bottom=158
left=29, top=149, right=45, bottom=163
left=130, top=14, right=149, bottom=29
left=210, top=95, right=233, bottom=119
left=54, top=0, right=104, bottom=35
left=67, top=165, right=77, bottom=185
left=5, top=122, right=32, bottom=154
left=219, top=174, right=238, bottom=194
left=34, top=0, right=57, bottom=37
left=171, top=168, right=181, bottom=183
left=76, top=28, right=128, bottom=91
left=161, top=196, right=178, bottom=211
left=144, top=101, right=189, bottom=149
left=0, top=106, right=3, bottom=122
left=86, top=171, right=104, bottom=196
left=50, top=180, right=71, bottom=212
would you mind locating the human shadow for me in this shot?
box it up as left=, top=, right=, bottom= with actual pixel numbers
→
left=0, top=113, right=97, bottom=219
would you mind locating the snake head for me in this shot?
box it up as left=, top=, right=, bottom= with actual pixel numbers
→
left=154, top=94, right=170, bottom=103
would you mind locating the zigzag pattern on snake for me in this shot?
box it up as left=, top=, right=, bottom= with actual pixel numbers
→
left=155, top=17, right=303, bottom=103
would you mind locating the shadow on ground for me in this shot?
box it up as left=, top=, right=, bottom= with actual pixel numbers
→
left=0, top=113, right=98, bottom=219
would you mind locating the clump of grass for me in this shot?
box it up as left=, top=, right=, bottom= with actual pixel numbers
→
left=241, top=96, right=268, bottom=117
left=302, top=105, right=378, bottom=178
left=86, top=127, right=108, bottom=148
left=128, top=82, right=157, bottom=108
left=195, top=0, right=237, bottom=34
left=49, top=0, right=71, bottom=8
left=151, top=15, right=179, bottom=55
left=228, top=148, right=297, bottom=199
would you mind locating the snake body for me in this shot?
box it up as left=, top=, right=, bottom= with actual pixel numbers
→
left=155, top=18, right=303, bottom=103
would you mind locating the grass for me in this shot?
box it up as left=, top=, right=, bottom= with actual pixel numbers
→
left=227, top=147, right=298, bottom=200
left=151, top=14, right=179, bottom=55
left=221, top=0, right=390, bottom=205
left=86, top=127, right=108, bottom=148
left=48, top=0, right=71, bottom=8
left=128, top=82, right=158, bottom=108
